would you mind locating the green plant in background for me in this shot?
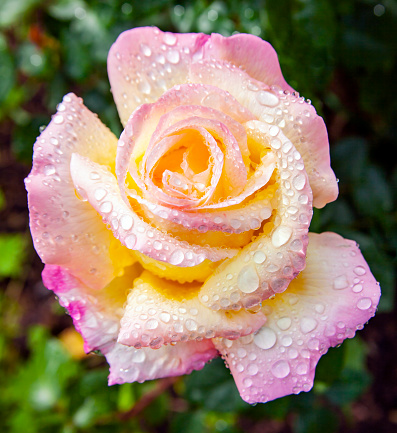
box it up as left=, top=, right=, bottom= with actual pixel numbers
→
left=0, top=0, right=396, bottom=432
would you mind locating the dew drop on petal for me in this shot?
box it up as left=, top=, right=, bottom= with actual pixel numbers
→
left=120, top=214, right=134, bottom=231
left=271, top=360, right=290, bottom=378
left=169, top=249, right=184, bottom=265
left=237, top=265, right=259, bottom=294
left=354, top=266, right=366, bottom=276
left=125, top=234, right=137, bottom=249
left=272, top=226, right=292, bottom=247
left=254, top=327, right=277, bottom=349
left=253, top=250, right=266, bottom=264
left=257, top=90, right=279, bottom=107
left=333, top=274, right=348, bottom=290
left=357, top=297, right=372, bottom=310
left=300, top=317, right=317, bottom=334
left=292, top=174, right=306, bottom=190
left=277, top=317, right=292, bottom=330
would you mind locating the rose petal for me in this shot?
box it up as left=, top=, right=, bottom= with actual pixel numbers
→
left=106, top=339, right=218, bottom=385
left=189, top=60, right=338, bottom=208
left=118, top=271, right=266, bottom=348
left=108, top=27, right=210, bottom=125
left=214, top=232, right=380, bottom=403
left=25, top=93, right=134, bottom=289
left=203, top=32, right=294, bottom=93
left=42, top=264, right=217, bottom=383
left=198, top=121, right=313, bottom=309
left=70, top=153, right=238, bottom=266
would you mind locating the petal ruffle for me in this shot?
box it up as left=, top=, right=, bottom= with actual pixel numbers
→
left=198, top=121, right=313, bottom=309
left=108, top=27, right=210, bottom=125
left=189, top=60, right=338, bottom=208
left=42, top=264, right=218, bottom=383
left=118, top=271, right=266, bottom=348
left=214, top=232, right=380, bottom=403
left=25, top=93, right=133, bottom=289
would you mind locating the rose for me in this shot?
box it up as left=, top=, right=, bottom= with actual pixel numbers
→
left=26, top=27, right=380, bottom=404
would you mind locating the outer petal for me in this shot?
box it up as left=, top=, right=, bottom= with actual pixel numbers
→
left=43, top=264, right=218, bottom=383
left=198, top=121, right=313, bottom=310
left=70, top=153, right=238, bottom=265
left=106, top=339, right=218, bottom=385
left=203, top=33, right=294, bottom=93
left=25, top=93, right=133, bottom=289
left=189, top=60, right=338, bottom=208
left=214, top=232, right=380, bottom=404
left=118, top=271, right=266, bottom=348
left=108, top=27, right=210, bottom=125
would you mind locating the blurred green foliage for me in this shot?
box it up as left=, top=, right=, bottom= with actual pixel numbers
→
left=0, top=0, right=396, bottom=432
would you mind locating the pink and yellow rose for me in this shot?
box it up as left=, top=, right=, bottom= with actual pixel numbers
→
left=26, top=27, right=380, bottom=404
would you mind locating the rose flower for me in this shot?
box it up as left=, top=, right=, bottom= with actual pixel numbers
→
left=25, top=27, right=380, bottom=404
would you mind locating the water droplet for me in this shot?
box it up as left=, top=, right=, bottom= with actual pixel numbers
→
left=145, top=319, right=158, bottom=330
left=254, top=326, right=277, bottom=349
left=44, top=165, right=56, bottom=176
left=357, top=297, right=372, bottom=310
left=272, top=226, right=292, bottom=247
left=120, top=214, right=134, bottom=230
left=296, top=362, right=308, bottom=375
left=300, top=317, right=317, bottom=333
left=334, top=275, right=348, bottom=290
left=163, top=33, right=177, bottom=46
left=293, top=174, right=306, bottom=190
left=53, top=115, right=64, bottom=124
left=271, top=360, right=290, bottom=378
left=100, top=201, right=112, bottom=213
left=237, top=265, right=259, bottom=294
left=185, top=319, right=197, bottom=331
left=94, top=188, right=107, bottom=201
left=247, top=363, right=259, bottom=375
left=140, top=43, right=152, bottom=57
left=243, top=377, right=253, bottom=387
left=253, top=250, right=266, bottom=264
left=277, top=317, right=292, bottom=330
left=257, top=90, right=279, bottom=107
left=138, top=80, right=151, bottom=95
left=169, top=249, right=184, bottom=265
left=352, top=284, right=363, bottom=293
left=125, top=234, right=137, bottom=249
left=166, top=50, right=180, bottom=64
left=159, top=312, right=171, bottom=323
left=354, top=266, right=366, bottom=276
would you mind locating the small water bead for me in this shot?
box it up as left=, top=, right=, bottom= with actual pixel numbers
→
left=247, top=364, right=259, bottom=375
left=99, top=201, right=112, bottom=213
left=53, top=115, right=64, bottom=124
left=357, top=297, right=372, bottom=310
left=271, top=360, right=290, bottom=379
left=296, top=362, right=308, bottom=375
left=185, top=319, right=197, bottom=331
left=138, top=80, right=151, bottom=95
left=352, top=284, right=363, bottom=293
left=94, top=188, right=107, bottom=201
left=354, top=266, right=366, bottom=276
left=169, top=249, right=184, bottom=265
left=253, top=326, right=277, bottom=349
left=237, top=265, right=259, bottom=294
left=257, top=90, right=279, bottom=107
left=272, top=226, right=292, bottom=248
left=44, top=165, right=56, bottom=176
left=159, top=312, right=171, bottom=323
left=90, top=172, right=100, bottom=180
left=120, top=214, right=133, bottom=231
left=131, top=350, right=146, bottom=363
left=315, top=303, right=325, bottom=314
left=277, top=317, right=292, bottom=331
left=243, top=377, right=253, bottom=387
left=125, top=234, right=137, bottom=249
left=166, top=50, right=180, bottom=64
left=292, top=174, right=306, bottom=190
left=333, top=275, right=348, bottom=290
left=163, top=33, right=177, bottom=46
left=253, top=250, right=266, bottom=264
left=300, top=317, right=317, bottom=334
left=140, top=44, right=152, bottom=57
left=282, top=335, right=293, bottom=347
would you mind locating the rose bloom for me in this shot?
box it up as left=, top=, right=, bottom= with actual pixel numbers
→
left=26, top=27, right=380, bottom=404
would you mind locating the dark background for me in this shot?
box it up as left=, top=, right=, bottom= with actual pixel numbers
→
left=0, top=0, right=396, bottom=432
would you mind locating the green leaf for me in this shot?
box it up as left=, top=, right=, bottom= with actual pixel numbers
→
left=0, top=234, right=27, bottom=278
